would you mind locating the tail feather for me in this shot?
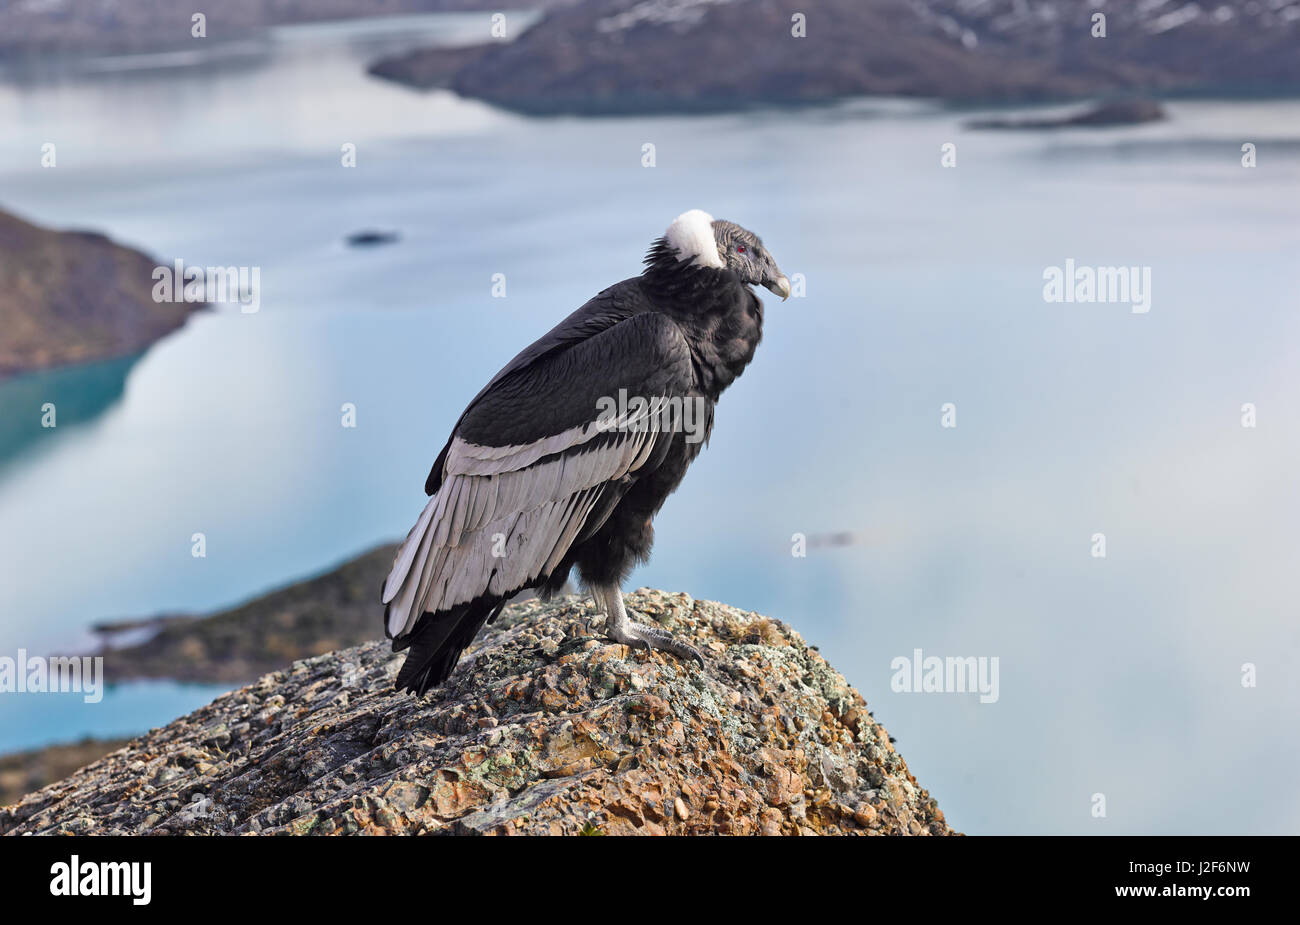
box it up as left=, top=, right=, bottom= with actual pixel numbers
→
left=392, top=599, right=506, bottom=696
left=382, top=489, right=510, bottom=694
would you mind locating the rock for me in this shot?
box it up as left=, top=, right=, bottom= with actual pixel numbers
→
left=0, top=208, right=200, bottom=380
left=0, top=737, right=133, bottom=807
left=1, top=591, right=955, bottom=836
left=967, top=99, right=1167, bottom=130
left=345, top=230, right=401, bottom=247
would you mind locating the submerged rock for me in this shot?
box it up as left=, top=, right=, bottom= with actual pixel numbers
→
left=346, top=229, right=401, bottom=247
left=1, top=590, right=954, bottom=836
left=967, top=99, right=1167, bottom=130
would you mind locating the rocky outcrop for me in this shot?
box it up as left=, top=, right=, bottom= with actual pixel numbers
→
left=2, top=591, right=954, bottom=836
left=0, top=738, right=132, bottom=807
left=370, top=0, right=1300, bottom=115
left=0, top=208, right=197, bottom=380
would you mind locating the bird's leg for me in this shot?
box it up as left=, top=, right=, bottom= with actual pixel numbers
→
left=594, top=584, right=704, bottom=666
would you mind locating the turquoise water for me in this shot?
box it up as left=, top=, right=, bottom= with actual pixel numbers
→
left=0, top=680, right=235, bottom=753
left=0, top=353, right=140, bottom=468
left=0, top=15, right=1297, bottom=833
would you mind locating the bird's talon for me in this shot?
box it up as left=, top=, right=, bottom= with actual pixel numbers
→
left=605, top=620, right=706, bottom=667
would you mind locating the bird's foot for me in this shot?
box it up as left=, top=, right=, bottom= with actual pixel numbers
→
left=606, top=620, right=704, bottom=666
left=594, top=584, right=704, bottom=667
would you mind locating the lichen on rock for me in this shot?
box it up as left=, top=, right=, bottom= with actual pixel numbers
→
left=0, top=590, right=953, bottom=836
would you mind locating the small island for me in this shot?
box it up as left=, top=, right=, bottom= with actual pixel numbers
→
left=0, top=208, right=198, bottom=381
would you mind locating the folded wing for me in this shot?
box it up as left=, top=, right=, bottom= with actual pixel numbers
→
left=383, top=310, right=696, bottom=642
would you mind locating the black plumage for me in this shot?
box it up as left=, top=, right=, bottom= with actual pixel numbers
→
left=383, top=210, right=788, bottom=695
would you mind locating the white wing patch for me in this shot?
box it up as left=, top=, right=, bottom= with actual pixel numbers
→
left=383, top=398, right=673, bottom=638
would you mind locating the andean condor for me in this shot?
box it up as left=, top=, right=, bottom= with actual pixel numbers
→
left=382, top=210, right=789, bottom=694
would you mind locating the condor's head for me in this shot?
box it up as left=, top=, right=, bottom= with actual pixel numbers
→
left=647, top=209, right=791, bottom=300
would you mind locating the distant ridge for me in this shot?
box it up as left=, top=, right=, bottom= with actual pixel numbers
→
left=370, top=0, right=1300, bottom=115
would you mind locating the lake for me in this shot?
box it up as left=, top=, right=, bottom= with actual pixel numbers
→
left=0, top=14, right=1297, bottom=834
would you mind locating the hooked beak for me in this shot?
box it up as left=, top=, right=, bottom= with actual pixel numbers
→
left=764, top=275, right=791, bottom=301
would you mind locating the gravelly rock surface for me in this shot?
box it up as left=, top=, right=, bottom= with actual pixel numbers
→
left=1, top=590, right=953, bottom=836
left=0, top=737, right=133, bottom=807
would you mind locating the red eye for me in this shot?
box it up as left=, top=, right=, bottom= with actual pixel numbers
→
left=737, top=245, right=746, bottom=253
